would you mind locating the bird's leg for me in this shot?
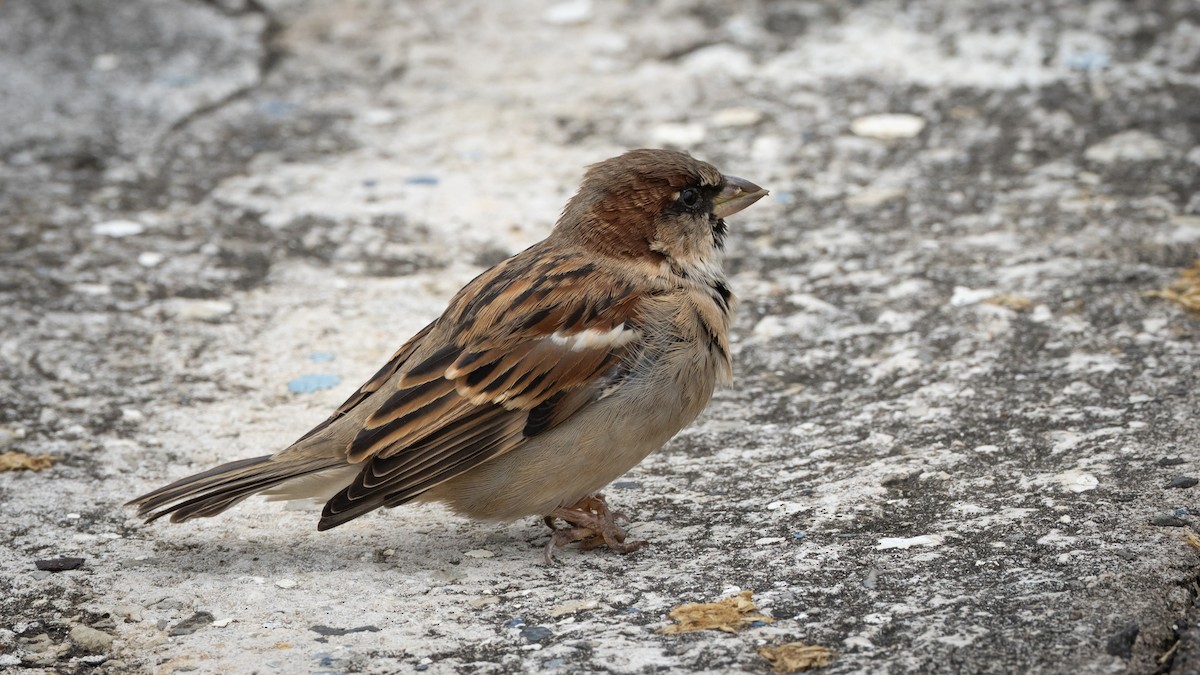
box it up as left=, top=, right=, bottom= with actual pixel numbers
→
left=542, top=492, right=646, bottom=564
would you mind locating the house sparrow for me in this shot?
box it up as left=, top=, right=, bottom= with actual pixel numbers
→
left=129, top=148, right=768, bottom=563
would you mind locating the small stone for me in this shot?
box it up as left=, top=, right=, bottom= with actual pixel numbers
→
left=711, top=107, right=762, bottom=127
left=275, top=579, right=298, bottom=589
left=754, top=537, right=786, bottom=546
left=767, top=500, right=804, bottom=515
left=92, top=220, right=144, bottom=237
left=463, top=549, right=495, bottom=559
left=211, top=618, right=232, bottom=628
left=169, top=299, right=234, bottom=322
left=1105, top=622, right=1139, bottom=658
left=1158, top=457, right=1186, bottom=467
left=1165, top=476, right=1198, bottom=489
left=543, top=0, right=592, bottom=25
left=1057, top=470, right=1099, bottom=493
left=169, top=612, right=214, bottom=637
left=112, top=605, right=142, bottom=622
left=650, top=122, right=706, bottom=147
left=0, top=655, right=19, bottom=667
left=93, top=53, right=120, bottom=71
left=850, top=113, right=926, bottom=140
left=35, top=557, right=85, bottom=572
left=470, top=596, right=501, bottom=608
left=877, top=535, right=945, bottom=550
left=69, top=625, right=114, bottom=652
left=1149, top=516, right=1187, bottom=527
left=1084, top=130, right=1167, bottom=164
left=137, top=251, right=165, bottom=267
left=520, top=626, right=554, bottom=643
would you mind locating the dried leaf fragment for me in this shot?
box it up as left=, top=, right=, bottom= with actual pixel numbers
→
left=1146, top=260, right=1200, bottom=314
left=1184, top=529, right=1200, bottom=553
left=0, top=451, right=54, bottom=472
left=660, top=590, right=772, bottom=635
left=759, top=642, right=836, bottom=672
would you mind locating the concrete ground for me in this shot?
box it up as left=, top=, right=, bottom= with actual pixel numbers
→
left=2, top=0, right=1199, bottom=672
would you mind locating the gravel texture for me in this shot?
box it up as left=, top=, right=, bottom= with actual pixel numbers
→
left=2, top=0, right=1199, bottom=673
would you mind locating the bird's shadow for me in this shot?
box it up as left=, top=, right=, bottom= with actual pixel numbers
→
left=129, top=511, right=553, bottom=577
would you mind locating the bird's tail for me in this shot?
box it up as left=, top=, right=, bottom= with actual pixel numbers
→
left=127, top=455, right=350, bottom=523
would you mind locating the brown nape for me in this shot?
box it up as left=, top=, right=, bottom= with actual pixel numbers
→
left=553, top=149, right=722, bottom=261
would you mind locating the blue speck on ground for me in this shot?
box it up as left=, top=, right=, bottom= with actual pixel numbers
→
left=1064, top=50, right=1110, bottom=71
left=309, top=352, right=336, bottom=363
left=260, top=100, right=297, bottom=118
left=792, top=532, right=806, bottom=540
left=405, top=175, right=439, bottom=186
left=288, top=374, right=341, bottom=394
left=503, top=616, right=526, bottom=629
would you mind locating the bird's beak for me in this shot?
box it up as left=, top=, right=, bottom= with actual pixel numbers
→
left=713, top=175, right=769, bottom=219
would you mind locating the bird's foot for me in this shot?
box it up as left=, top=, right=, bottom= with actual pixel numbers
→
left=542, top=493, right=646, bottom=564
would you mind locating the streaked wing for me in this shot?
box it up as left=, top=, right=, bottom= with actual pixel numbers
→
left=293, top=322, right=437, bottom=444
left=317, top=246, right=646, bottom=529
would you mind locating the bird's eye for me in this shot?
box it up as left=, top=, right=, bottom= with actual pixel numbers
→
left=679, top=188, right=699, bottom=208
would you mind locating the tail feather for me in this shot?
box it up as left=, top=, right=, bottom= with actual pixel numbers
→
left=127, top=455, right=344, bottom=523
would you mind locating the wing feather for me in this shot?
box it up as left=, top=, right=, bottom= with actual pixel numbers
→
left=314, top=246, right=649, bottom=529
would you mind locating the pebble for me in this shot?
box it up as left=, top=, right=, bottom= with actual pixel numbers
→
left=650, top=122, right=706, bottom=147
left=137, top=251, right=165, bottom=267
left=0, top=654, right=19, bottom=667
left=850, top=113, right=926, bottom=140
left=35, top=557, right=85, bottom=572
left=877, top=534, right=945, bottom=550
left=92, top=220, right=145, bottom=237
left=470, top=596, right=500, bottom=608
left=1158, top=457, right=1186, bottom=467
left=520, top=626, right=554, bottom=643
left=543, top=0, right=592, bottom=25
left=767, top=500, right=804, bottom=515
left=1084, top=130, right=1167, bottom=164
left=1165, top=476, right=1198, bottom=489
left=755, top=537, right=786, bottom=546
left=1149, top=516, right=1187, bottom=527
left=1057, top=470, right=1099, bottom=493
left=169, top=299, right=235, bottom=322
left=275, top=578, right=298, bottom=589
left=69, top=625, right=114, bottom=652
left=711, top=107, right=762, bottom=127
left=503, top=616, right=526, bottom=629
left=463, top=549, right=495, bottom=558
left=169, top=612, right=214, bottom=636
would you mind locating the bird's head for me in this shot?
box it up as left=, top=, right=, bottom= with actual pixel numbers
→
left=555, top=149, right=768, bottom=272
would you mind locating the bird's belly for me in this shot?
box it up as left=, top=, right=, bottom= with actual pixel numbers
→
left=423, top=356, right=719, bottom=521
